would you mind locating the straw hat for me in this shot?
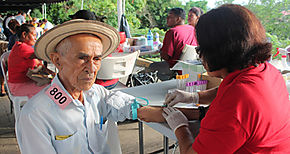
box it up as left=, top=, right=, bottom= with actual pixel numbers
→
left=34, top=19, right=120, bottom=62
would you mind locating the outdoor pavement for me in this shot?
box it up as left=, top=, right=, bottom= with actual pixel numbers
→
left=0, top=95, right=180, bottom=154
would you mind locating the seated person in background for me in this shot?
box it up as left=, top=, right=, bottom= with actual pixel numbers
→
left=187, top=7, right=203, bottom=27
left=14, top=11, right=26, bottom=25
left=8, top=24, right=50, bottom=98
left=7, top=19, right=20, bottom=50
left=16, top=19, right=147, bottom=154
left=42, top=19, right=54, bottom=33
left=69, top=10, right=119, bottom=90
left=149, top=8, right=198, bottom=80
left=139, top=4, right=290, bottom=153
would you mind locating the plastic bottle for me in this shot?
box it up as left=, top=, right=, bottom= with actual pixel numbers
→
left=155, top=32, right=161, bottom=44
left=147, top=29, right=154, bottom=50
left=274, top=48, right=290, bottom=70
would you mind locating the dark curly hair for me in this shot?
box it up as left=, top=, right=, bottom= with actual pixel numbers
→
left=196, top=4, right=272, bottom=73
left=170, top=8, right=186, bottom=20
left=16, top=24, right=35, bottom=42
left=189, top=7, right=203, bottom=17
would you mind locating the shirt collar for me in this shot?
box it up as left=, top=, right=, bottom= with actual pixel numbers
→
left=51, top=75, right=95, bottom=106
left=220, top=63, right=266, bottom=87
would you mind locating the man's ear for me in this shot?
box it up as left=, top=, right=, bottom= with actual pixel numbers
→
left=176, top=17, right=182, bottom=24
left=50, top=52, right=61, bottom=69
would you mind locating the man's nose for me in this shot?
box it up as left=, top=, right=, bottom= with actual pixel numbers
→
left=85, top=60, right=97, bottom=73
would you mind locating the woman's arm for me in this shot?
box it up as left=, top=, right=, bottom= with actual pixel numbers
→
left=198, top=86, right=218, bottom=104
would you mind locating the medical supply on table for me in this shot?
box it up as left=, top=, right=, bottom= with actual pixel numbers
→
left=195, top=80, right=208, bottom=91
left=131, top=97, right=149, bottom=120
left=147, top=29, right=154, bottom=49
left=185, top=80, right=208, bottom=92
left=272, top=47, right=290, bottom=70
left=154, top=32, right=162, bottom=50
left=176, top=74, right=189, bottom=90
left=171, top=60, right=205, bottom=82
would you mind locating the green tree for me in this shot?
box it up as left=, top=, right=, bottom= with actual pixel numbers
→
left=183, top=0, right=208, bottom=24
left=246, top=0, right=289, bottom=40
left=133, top=0, right=183, bottom=30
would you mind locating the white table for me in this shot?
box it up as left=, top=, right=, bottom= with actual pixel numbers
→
left=120, top=80, right=200, bottom=153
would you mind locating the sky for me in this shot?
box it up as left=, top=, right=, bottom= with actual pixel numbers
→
left=182, top=0, right=249, bottom=8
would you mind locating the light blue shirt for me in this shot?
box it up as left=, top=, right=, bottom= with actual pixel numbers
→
left=15, top=15, right=25, bottom=25
left=16, top=76, right=135, bottom=154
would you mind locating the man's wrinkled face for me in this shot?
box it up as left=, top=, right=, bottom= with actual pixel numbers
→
left=52, top=34, right=102, bottom=92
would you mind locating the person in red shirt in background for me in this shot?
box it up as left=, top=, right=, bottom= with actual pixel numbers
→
left=148, top=8, right=198, bottom=81
left=69, top=10, right=119, bottom=90
left=138, top=4, right=290, bottom=153
left=187, top=7, right=203, bottom=28
left=8, top=24, right=50, bottom=98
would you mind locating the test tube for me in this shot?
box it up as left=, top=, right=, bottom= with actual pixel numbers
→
left=181, top=75, right=184, bottom=90
left=196, top=81, right=201, bottom=92
left=202, top=80, right=207, bottom=91
left=185, top=82, right=191, bottom=92
left=190, top=82, right=194, bottom=93
left=176, top=75, right=181, bottom=89
left=182, top=74, right=188, bottom=90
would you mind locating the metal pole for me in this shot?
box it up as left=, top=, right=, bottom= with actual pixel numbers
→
left=81, top=0, right=84, bottom=10
left=44, top=3, right=47, bottom=19
left=122, top=0, right=125, bottom=14
left=117, top=0, right=122, bottom=30
left=163, top=136, right=169, bottom=154
left=138, top=121, right=144, bottom=154
left=42, top=4, right=44, bottom=19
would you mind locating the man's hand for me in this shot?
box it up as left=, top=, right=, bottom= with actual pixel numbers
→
left=164, top=89, right=199, bottom=107
left=162, top=107, right=189, bottom=132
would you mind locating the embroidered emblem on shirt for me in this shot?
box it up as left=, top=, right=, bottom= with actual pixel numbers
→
left=55, top=135, right=72, bottom=140
left=45, top=83, right=73, bottom=110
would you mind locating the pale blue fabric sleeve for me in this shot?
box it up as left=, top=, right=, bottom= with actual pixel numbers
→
left=16, top=110, right=57, bottom=154
left=94, top=85, right=135, bottom=122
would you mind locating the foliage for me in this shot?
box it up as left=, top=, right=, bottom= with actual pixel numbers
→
left=28, top=0, right=288, bottom=46
left=183, top=0, right=208, bottom=14
left=267, top=32, right=290, bottom=59
left=132, top=0, right=183, bottom=30
left=246, top=0, right=289, bottom=40
left=183, top=0, right=208, bottom=24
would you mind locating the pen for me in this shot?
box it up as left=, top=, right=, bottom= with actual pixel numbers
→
left=100, top=116, right=103, bottom=130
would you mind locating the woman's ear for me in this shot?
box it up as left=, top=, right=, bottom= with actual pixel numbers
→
left=21, top=31, right=27, bottom=40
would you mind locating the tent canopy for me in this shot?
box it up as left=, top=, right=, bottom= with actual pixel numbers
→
left=0, top=0, right=68, bottom=12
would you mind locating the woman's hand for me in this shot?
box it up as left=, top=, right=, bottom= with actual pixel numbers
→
left=137, top=106, right=165, bottom=122
left=164, top=89, right=199, bottom=107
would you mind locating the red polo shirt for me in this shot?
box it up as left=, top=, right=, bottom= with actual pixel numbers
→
left=161, top=24, right=197, bottom=68
left=193, top=62, right=290, bottom=153
left=8, top=41, right=39, bottom=83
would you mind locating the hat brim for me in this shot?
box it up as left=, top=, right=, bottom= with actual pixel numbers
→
left=34, top=19, right=120, bottom=62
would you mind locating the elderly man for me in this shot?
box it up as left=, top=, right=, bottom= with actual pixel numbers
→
left=16, top=20, right=142, bottom=154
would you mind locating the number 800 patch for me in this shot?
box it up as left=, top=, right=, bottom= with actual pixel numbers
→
left=45, top=84, right=73, bottom=110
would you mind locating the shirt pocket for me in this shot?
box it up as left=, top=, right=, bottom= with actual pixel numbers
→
left=53, top=130, right=82, bottom=154
left=91, top=120, right=110, bottom=153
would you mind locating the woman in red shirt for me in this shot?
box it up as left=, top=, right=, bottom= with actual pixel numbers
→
left=138, top=4, right=290, bottom=154
left=8, top=24, right=49, bottom=98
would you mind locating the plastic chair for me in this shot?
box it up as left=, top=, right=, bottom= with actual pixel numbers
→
left=97, top=51, right=140, bottom=89
left=0, top=51, right=28, bottom=122
left=180, top=44, right=198, bottom=61
left=97, top=51, right=140, bottom=80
